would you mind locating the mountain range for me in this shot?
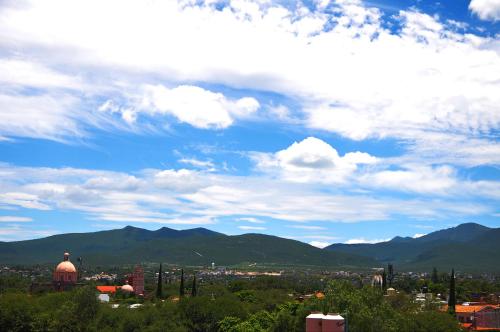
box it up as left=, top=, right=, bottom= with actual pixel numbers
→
left=325, top=223, right=500, bottom=272
left=0, top=223, right=498, bottom=272
left=0, top=226, right=374, bottom=268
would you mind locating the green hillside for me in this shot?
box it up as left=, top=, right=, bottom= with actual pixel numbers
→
left=325, top=223, right=500, bottom=272
left=0, top=226, right=375, bottom=268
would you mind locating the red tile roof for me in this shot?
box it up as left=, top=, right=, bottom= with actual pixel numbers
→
left=442, top=304, right=500, bottom=313
left=96, top=286, right=120, bottom=293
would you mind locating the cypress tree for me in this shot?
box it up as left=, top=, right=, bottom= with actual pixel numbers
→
left=156, top=263, right=163, bottom=298
left=387, top=264, right=394, bottom=287
left=382, top=269, right=387, bottom=291
left=448, top=268, right=456, bottom=315
left=180, top=269, right=185, bottom=297
left=431, top=267, right=439, bottom=284
left=191, top=275, right=197, bottom=297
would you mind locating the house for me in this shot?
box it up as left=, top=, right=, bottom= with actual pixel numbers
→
left=444, top=304, right=500, bottom=330
left=96, top=285, right=120, bottom=294
left=306, top=312, right=345, bottom=332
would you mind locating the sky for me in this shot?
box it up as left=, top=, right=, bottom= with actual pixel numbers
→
left=0, top=0, right=499, bottom=248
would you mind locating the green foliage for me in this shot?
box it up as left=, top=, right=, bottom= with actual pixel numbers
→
left=406, top=311, right=463, bottom=332
left=0, top=285, right=99, bottom=332
left=448, top=269, right=456, bottom=315
left=179, top=295, right=246, bottom=332
left=191, top=275, right=197, bottom=297
left=218, top=316, right=242, bottom=332
left=236, top=290, right=257, bottom=303
left=0, top=274, right=30, bottom=294
left=180, top=269, right=185, bottom=297
left=432, top=267, right=439, bottom=283
left=0, top=275, right=469, bottom=332
left=0, top=292, right=36, bottom=331
left=304, top=280, right=463, bottom=332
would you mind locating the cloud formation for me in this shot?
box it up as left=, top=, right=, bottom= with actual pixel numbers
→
left=254, top=137, right=377, bottom=183
left=139, top=85, right=259, bottom=129
left=469, top=0, right=500, bottom=21
left=0, top=0, right=497, bottom=162
left=0, top=159, right=493, bottom=229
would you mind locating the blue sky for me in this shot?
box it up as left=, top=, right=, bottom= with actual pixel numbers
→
left=0, top=0, right=499, bottom=247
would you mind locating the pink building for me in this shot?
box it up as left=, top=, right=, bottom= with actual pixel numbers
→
left=53, top=252, right=77, bottom=291
left=127, top=265, right=144, bottom=296
left=306, top=313, right=345, bottom=332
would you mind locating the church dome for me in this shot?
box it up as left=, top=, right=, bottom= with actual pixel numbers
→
left=121, top=282, right=134, bottom=293
left=55, top=252, right=76, bottom=273
left=56, top=261, right=77, bottom=273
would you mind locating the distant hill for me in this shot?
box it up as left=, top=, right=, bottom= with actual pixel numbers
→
left=325, top=223, right=500, bottom=272
left=0, top=226, right=375, bottom=268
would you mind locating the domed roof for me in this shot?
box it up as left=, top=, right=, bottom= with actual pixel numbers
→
left=55, top=252, right=76, bottom=273
left=56, top=261, right=77, bottom=273
left=121, top=283, right=134, bottom=293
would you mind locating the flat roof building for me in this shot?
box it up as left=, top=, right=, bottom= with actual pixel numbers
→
left=306, top=313, right=345, bottom=332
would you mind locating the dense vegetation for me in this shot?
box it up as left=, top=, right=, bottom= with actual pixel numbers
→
left=0, top=274, right=467, bottom=332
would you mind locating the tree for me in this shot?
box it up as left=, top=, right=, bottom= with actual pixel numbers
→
left=388, top=263, right=395, bottom=287
left=382, top=269, right=387, bottom=291
left=192, top=274, right=197, bottom=297
left=432, top=267, right=439, bottom=284
left=180, top=268, right=185, bottom=297
left=156, top=263, right=163, bottom=298
left=448, top=268, right=456, bottom=315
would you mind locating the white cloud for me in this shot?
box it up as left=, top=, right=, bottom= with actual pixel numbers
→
left=301, top=235, right=338, bottom=240
left=139, top=85, right=259, bottom=129
left=0, top=160, right=495, bottom=250
left=0, top=93, right=83, bottom=141
left=469, top=0, right=500, bottom=21
left=406, top=133, right=500, bottom=167
left=0, top=216, right=33, bottom=222
left=287, top=225, right=327, bottom=230
left=345, top=237, right=390, bottom=244
left=237, top=217, right=266, bottom=224
left=0, top=224, right=56, bottom=241
left=0, top=160, right=496, bottom=233
left=309, top=241, right=330, bottom=248
left=152, top=168, right=209, bottom=192
left=254, top=137, right=377, bottom=183
left=0, top=0, right=496, bottom=162
left=0, top=59, right=83, bottom=90
left=361, top=165, right=457, bottom=194
left=413, top=233, right=426, bottom=238
left=178, top=158, right=215, bottom=170
left=412, top=224, right=435, bottom=230
left=0, top=192, right=50, bottom=210
left=238, top=225, right=266, bottom=231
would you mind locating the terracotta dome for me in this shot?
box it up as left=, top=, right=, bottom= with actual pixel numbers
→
left=55, top=252, right=76, bottom=273
left=121, top=282, right=134, bottom=293
left=55, top=261, right=77, bottom=273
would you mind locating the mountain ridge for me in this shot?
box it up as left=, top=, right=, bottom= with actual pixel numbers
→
left=1, top=223, right=497, bottom=271
left=0, top=225, right=373, bottom=268
left=325, top=223, right=499, bottom=272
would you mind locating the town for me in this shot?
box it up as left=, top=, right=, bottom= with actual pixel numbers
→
left=1, top=252, right=499, bottom=331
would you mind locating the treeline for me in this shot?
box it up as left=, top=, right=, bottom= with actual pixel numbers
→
left=0, top=277, right=464, bottom=332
